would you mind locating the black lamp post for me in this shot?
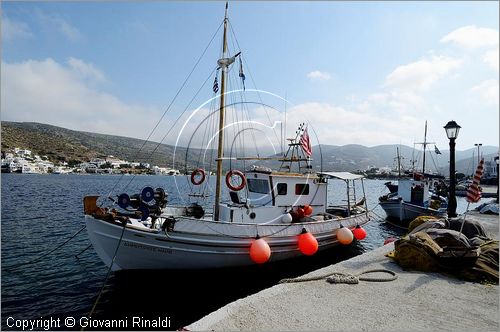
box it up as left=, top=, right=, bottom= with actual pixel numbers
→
left=444, top=120, right=461, bottom=218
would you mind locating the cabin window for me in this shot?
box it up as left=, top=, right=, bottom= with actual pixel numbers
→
left=276, top=183, right=287, bottom=195
left=247, top=179, right=269, bottom=194
left=295, top=183, right=309, bottom=195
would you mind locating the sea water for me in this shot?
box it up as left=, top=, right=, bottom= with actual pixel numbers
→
left=1, top=174, right=483, bottom=330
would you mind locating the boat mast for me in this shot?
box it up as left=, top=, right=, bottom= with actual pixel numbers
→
left=214, top=2, right=229, bottom=221
left=422, top=120, right=427, bottom=174
left=397, top=146, right=401, bottom=178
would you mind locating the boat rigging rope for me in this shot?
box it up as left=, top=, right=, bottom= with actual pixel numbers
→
left=106, top=20, right=224, bottom=198
left=3, top=225, right=87, bottom=271
left=228, top=19, right=281, bottom=147
left=278, top=269, right=397, bottom=284
left=123, top=65, right=218, bottom=195
left=85, top=221, right=127, bottom=330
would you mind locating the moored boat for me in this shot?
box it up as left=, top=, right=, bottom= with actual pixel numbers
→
left=83, top=3, right=372, bottom=271
left=379, top=121, right=448, bottom=223
left=379, top=175, right=447, bottom=223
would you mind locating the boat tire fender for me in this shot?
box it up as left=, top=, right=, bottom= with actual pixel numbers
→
left=226, top=170, right=246, bottom=191
left=191, top=168, right=206, bottom=185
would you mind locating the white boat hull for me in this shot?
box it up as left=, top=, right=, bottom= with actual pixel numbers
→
left=85, top=212, right=372, bottom=271
left=379, top=199, right=447, bottom=222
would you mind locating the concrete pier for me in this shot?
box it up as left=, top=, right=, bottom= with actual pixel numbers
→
left=189, top=212, right=498, bottom=331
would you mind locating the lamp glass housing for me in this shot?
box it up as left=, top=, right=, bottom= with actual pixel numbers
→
left=444, top=121, right=461, bottom=139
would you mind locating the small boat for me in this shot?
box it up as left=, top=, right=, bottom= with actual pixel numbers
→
left=379, top=175, right=448, bottom=222
left=379, top=122, right=448, bottom=223
left=83, top=3, right=372, bottom=271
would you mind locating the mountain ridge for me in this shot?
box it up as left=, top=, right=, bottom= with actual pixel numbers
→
left=2, top=121, right=498, bottom=174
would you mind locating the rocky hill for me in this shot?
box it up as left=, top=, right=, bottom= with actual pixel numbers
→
left=2, top=121, right=498, bottom=174
left=1, top=122, right=203, bottom=169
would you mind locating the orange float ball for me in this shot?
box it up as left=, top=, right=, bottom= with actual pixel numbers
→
left=249, top=238, right=271, bottom=264
left=336, top=225, right=353, bottom=245
left=296, top=207, right=305, bottom=218
left=303, top=205, right=313, bottom=216
left=298, top=231, right=318, bottom=256
left=353, top=225, right=367, bottom=240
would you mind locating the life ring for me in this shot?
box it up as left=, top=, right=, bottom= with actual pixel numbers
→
left=225, top=170, right=246, bottom=191
left=191, top=168, right=206, bottom=185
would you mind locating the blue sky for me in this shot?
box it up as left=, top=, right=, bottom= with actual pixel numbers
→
left=2, top=1, right=498, bottom=152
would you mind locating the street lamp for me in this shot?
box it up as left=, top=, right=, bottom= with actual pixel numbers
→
left=474, top=143, right=482, bottom=165
left=444, top=120, right=461, bottom=218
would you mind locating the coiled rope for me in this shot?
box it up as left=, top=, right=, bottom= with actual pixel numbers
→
left=279, top=269, right=397, bottom=284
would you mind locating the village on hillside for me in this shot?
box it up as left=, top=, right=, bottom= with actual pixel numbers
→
left=1, top=147, right=181, bottom=175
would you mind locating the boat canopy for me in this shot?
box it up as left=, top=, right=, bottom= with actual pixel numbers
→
left=317, top=172, right=364, bottom=180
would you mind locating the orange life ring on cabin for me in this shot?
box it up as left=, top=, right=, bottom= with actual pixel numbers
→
left=225, top=170, right=246, bottom=191
left=191, top=168, right=206, bottom=185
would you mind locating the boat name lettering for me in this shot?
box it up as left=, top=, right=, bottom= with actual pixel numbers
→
left=123, top=241, right=172, bottom=254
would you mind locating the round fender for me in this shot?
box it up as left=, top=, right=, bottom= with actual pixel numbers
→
left=225, top=170, right=246, bottom=191
left=191, top=169, right=206, bottom=185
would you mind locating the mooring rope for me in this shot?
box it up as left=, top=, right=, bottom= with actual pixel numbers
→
left=279, top=269, right=397, bottom=284
left=3, top=225, right=87, bottom=271
left=84, top=221, right=127, bottom=330
left=75, top=244, right=92, bottom=259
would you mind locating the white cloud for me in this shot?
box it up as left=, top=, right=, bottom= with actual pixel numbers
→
left=1, top=16, right=33, bottom=41
left=243, top=101, right=421, bottom=147
left=471, top=79, right=499, bottom=106
left=384, top=55, right=462, bottom=91
left=1, top=58, right=160, bottom=140
left=307, top=70, right=331, bottom=81
left=483, top=49, right=499, bottom=72
left=441, top=25, right=499, bottom=49
left=35, top=10, right=83, bottom=42
left=68, top=57, right=106, bottom=82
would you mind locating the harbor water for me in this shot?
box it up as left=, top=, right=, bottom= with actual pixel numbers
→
left=1, top=174, right=484, bottom=330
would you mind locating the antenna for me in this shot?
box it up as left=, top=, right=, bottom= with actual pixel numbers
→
left=284, top=91, right=287, bottom=155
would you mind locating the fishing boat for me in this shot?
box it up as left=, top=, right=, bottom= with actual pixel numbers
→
left=379, top=122, right=448, bottom=223
left=83, top=3, right=372, bottom=271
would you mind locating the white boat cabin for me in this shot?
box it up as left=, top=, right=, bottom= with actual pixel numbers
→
left=219, top=170, right=327, bottom=224
left=398, top=178, right=430, bottom=205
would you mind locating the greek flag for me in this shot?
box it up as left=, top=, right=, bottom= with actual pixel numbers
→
left=213, top=75, right=219, bottom=93
left=466, top=158, right=484, bottom=203
left=239, top=58, right=246, bottom=90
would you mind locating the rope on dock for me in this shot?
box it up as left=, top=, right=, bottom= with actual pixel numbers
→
left=278, top=269, right=397, bottom=284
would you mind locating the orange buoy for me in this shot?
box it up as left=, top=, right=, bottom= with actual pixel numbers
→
left=296, top=207, right=305, bottom=218
left=352, top=225, right=367, bottom=240
left=336, top=225, right=353, bottom=245
left=303, top=205, right=313, bottom=216
left=249, top=237, right=271, bottom=264
left=298, top=229, right=318, bottom=256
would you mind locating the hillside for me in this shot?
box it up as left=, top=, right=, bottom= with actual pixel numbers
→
left=1, top=121, right=498, bottom=174
left=1, top=122, right=204, bottom=169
